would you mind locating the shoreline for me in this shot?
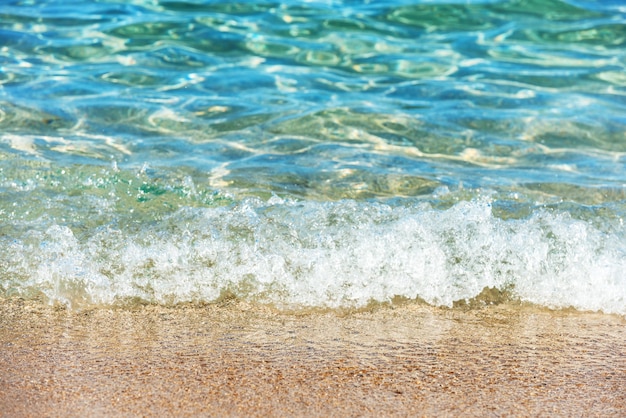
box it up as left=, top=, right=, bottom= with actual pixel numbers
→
left=1, top=298, right=624, bottom=417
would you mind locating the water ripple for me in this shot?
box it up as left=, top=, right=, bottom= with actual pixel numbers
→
left=0, top=1, right=625, bottom=311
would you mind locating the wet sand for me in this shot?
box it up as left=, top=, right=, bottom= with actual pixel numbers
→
left=0, top=298, right=624, bottom=417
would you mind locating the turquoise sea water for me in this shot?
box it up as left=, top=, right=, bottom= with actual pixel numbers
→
left=0, top=0, right=624, bottom=313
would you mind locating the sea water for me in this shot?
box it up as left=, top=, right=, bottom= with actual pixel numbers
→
left=0, top=0, right=624, bottom=314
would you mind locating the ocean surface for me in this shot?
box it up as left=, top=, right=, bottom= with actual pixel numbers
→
left=0, top=0, right=624, bottom=314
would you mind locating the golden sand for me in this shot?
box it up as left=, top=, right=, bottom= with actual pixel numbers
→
left=0, top=298, right=624, bottom=417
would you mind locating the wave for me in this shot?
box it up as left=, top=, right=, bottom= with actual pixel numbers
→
left=1, top=197, right=624, bottom=315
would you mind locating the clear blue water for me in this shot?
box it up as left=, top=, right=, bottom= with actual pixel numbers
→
left=0, top=0, right=625, bottom=313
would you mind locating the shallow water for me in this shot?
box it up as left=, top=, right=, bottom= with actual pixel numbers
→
left=1, top=299, right=625, bottom=416
left=0, top=0, right=625, bottom=313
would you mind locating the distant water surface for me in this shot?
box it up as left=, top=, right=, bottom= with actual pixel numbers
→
left=0, top=0, right=624, bottom=314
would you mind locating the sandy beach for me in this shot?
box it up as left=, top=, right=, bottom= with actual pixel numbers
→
left=0, top=297, right=624, bottom=417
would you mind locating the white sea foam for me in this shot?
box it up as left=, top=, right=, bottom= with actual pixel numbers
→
left=2, top=198, right=625, bottom=315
